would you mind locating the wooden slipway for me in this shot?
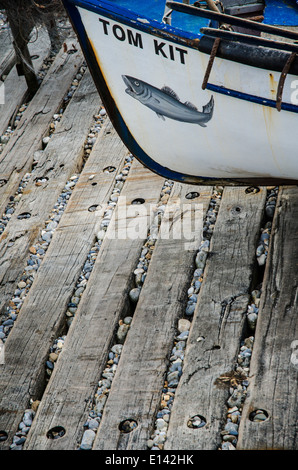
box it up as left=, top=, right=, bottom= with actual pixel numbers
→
left=0, top=29, right=297, bottom=451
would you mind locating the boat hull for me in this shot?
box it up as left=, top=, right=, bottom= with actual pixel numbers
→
left=63, top=0, right=298, bottom=185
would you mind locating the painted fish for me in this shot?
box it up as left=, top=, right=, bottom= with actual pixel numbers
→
left=122, top=75, right=214, bottom=127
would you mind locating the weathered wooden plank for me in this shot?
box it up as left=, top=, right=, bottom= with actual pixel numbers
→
left=0, top=121, right=129, bottom=449
left=237, top=186, right=298, bottom=450
left=0, top=36, right=83, bottom=217
left=163, top=186, right=267, bottom=450
left=0, top=27, right=51, bottom=135
left=0, top=69, right=100, bottom=316
left=91, top=184, right=213, bottom=450
left=23, top=159, right=164, bottom=450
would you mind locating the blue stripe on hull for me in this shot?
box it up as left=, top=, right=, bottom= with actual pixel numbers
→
left=206, top=84, right=298, bottom=114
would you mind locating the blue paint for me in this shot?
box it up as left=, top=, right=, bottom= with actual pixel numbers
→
left=107, top=0, right=210, bottom=34
left=70, top=0, right=208, bottom=40
left=264, top=0, right=298, bottom=25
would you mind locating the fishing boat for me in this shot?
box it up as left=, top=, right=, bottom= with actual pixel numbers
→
left=62, top=0, right=298, bottom=185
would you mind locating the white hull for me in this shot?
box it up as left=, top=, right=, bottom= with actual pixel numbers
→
left=64, top=1, right=298, bottom=184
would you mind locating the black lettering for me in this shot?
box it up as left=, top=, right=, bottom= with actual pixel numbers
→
left=127, top=29, right=143, bottom=49
left=175, top=47, right=188, bottom=64
left=112, top=24, right=126, bottom=41
left=98, top=18, right=110, bottom=35
left=169, top=44, right=175, bottom=61
left=154, top=39, right=168, bottom=58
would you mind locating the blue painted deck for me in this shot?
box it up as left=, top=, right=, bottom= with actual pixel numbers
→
left=264, top=0, right=298, bottom=25
left=107, top=0, right=298, bottom=28
left=108, top=0, right=210, bottom=34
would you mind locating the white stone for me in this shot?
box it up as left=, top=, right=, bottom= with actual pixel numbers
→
left=80, top=429, right=95, bottom=450
left=178, top=318, right=191, bottom=333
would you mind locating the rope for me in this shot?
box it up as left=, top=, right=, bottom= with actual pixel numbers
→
left=13, top=41, right=36, bottom=75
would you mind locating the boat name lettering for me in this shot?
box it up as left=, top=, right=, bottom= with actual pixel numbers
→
left=153, top=40, right=187, bottom=64
left=98, top=17, right=187, bottom=65
left=99, top=18, right=143, bottom=48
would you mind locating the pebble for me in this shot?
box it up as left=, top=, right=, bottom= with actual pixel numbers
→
left=41, top=231, right=52, bottom=243
left=87, top=418, right=99, bottom=431
left=227, top=386, right=246, bottom=409
left=251, top=410, right=268, bottom=422
left=260, top=232, right=269, bottom=241
left=46, top=360, right=54, bottom=370
left=256, top=244, right=264, bottom=257
left=95, top=394, right=107, bottom=414
left=265, top=203, right=275, bottom=219
left=15, top=437, right=26, bottom=446
left=185, top=302, right=196, bottom=316
left=22, top=410, right=34, bottom=427
left=187, top=286, right=194, bottom=296
left=46, top=220, right=58, bottom=231
left=195, top=250, right=208, bottom=269
left=253, top=412, right=267, bottom=422
left=156, top=418, right=168, bottom=431
left=0, top=135, right=9, bottom=144
left=251, top=290, right=261, bottom=303
left=116, top=323, right=129, bottom=343
left=257, top=253, right=267, bottom=266
left=147, top=439, right=154, bottom=448
left=42, top=136, right=51, bottom=147
left=96, top=229, right=106, bottom=241
left=129, top=287, right=141, bottom=303
left=222, top=442, right=236, bottom=450
left=247, top=312, right=258, bottom=330
left=230, top=413, right=240, bottom=424
left=111, top=344, right=123, bottom=355
left=244, top=337, right=254, bottom=349
left=178, top=319, right=191, bottom=333
left=176, top=331, right=188, bottom=341
left=187, top=415, right=206, bottom=428
left=10, top=443, right=23, bottom=450
left=224, top=422, right=238, bottom=435
left=17, top=281, right=27, bottom=289
left=80, top=429, right=95, bottom=450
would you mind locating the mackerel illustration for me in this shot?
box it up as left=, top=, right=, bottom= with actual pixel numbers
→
left=122, top=75, right=214, bottom=127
